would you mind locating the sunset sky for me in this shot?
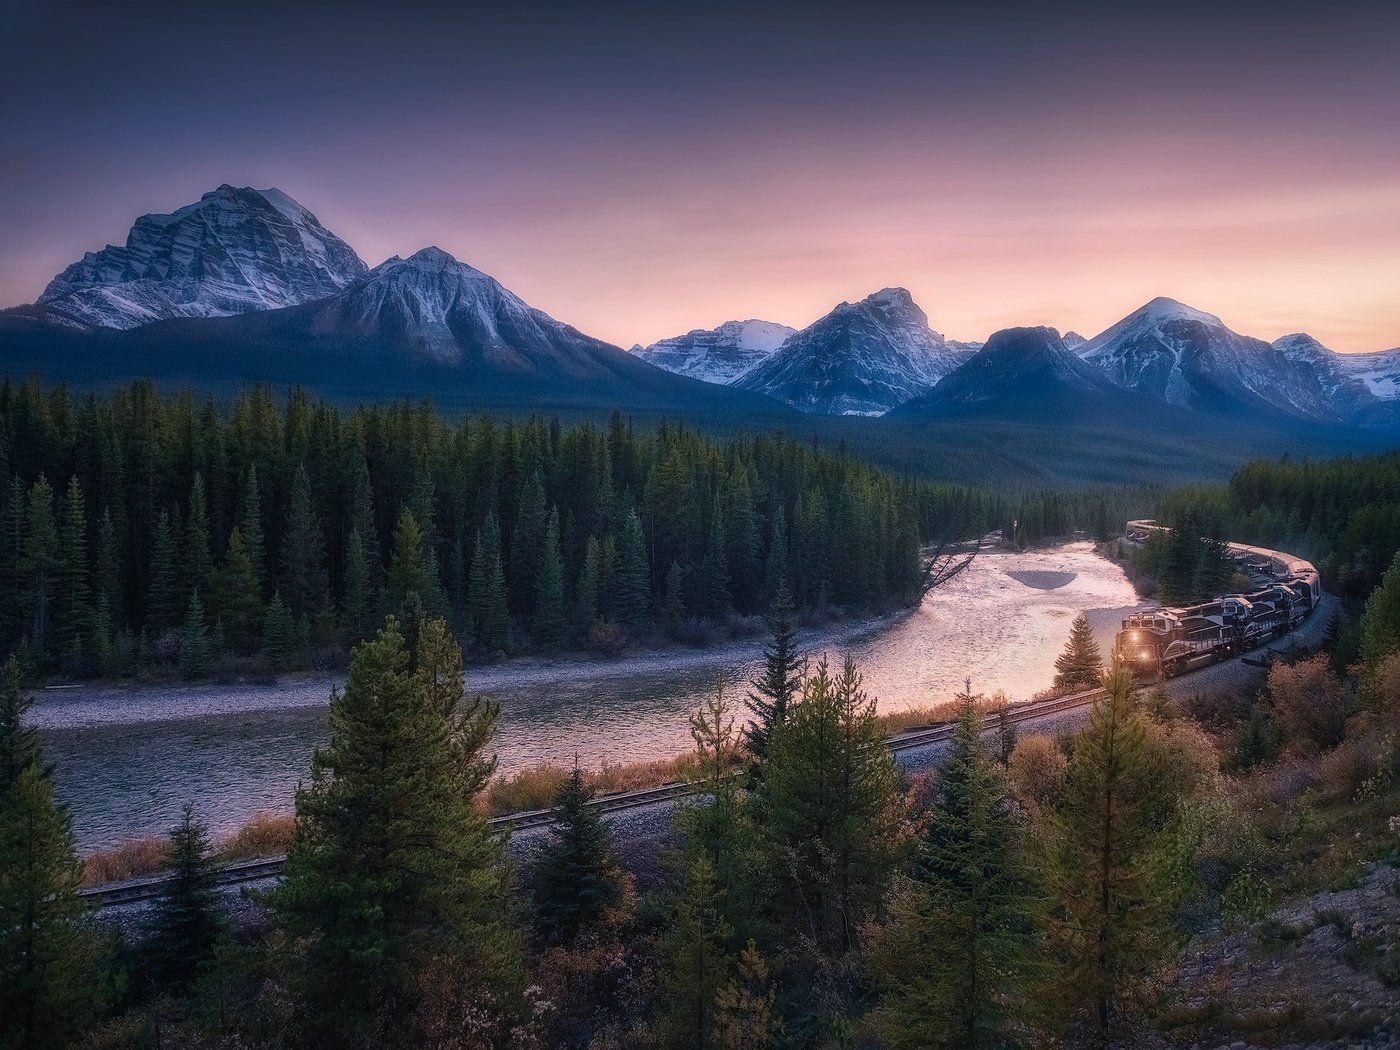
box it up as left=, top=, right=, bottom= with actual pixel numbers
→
left=5, top=3, right=1399, bottom=352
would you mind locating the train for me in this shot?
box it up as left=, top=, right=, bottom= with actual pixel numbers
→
left=1114, top=520, right=1322, bottom=678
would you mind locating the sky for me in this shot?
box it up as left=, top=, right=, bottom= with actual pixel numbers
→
left=4, top=2, right=1399, bottom=352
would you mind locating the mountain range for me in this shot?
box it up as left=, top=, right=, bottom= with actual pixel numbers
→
left=2, top=184, right=1397, bottom=445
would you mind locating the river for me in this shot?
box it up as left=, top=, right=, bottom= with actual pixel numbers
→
left=31, top=541, right=1143, bottom=851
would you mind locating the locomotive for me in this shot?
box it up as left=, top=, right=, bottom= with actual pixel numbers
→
left=1114, top=521, right=1321, bottom=679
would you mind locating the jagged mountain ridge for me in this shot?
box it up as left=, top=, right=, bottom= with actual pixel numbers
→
left=1076, top=297, right=1344, bottom=422
left=36, top=185, right=367, bottom=329
left=732, top=288, right=975, bottom=415
left=632, top=319, right=795, bottom=383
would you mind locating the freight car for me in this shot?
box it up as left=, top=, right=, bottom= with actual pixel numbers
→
left=1114, top=521, right=1321, bottom=678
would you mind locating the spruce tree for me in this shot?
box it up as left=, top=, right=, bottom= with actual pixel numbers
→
left=217, top=526, right=263, bottom=654
left=0, top=658, right=104, bottom=1047
left=93, top=506, right=122, bottom=632
left=263, top=591, right=294, bottom=666
left=531, top=764, right=627, bottom=945
left=699, top=493, right=732, bottom=619
left=469, top=513, right=511, bottom=654
left=575, top=535, right=603, bottom=628
left=1, top=479, right=25, bottom=645
left=662, top=560, right=686, bottom=638
left=615, top=508, right=650, bottom=626
left=341, top=528, right=375, bottom=644
left=533, top=507, right=566, bottom=649
left=240, top=466, right=267, bottom=590
left=20, top=475, right=59, bottom=655
left=661, top=855, right=734, bottom=1049
left=386, top=507, right=428, bottom=620
left=743, top=580, right=802, bottom=765
left=275, top=617, right=520, bottom=1041
left=56, top=475, right=90, bottom=659
left=179, top=591, right=214, bottom=678
left=184, top=473, right=214, bottom=599
left=869, top=697, right=1036, bottom=1049
left=1041, top=656, right=1184, bottom=1037
left=510, top=470, right=547, bottom=616
left=1053, top=613, right=1103, bottom=691
left=759, top=656, right=904, bottom=951
left=146, top=507, right=182, bottom=634
left=281, top=464, right=328, bottom=620
left=1360, top=549, right=1400, bottom=676
left=144, top=804, right=224, bottom=992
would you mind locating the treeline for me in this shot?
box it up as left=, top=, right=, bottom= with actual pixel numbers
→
left=0, top=378, right=994, bottom=676
left=1155, top=451, right=1400, bottom=600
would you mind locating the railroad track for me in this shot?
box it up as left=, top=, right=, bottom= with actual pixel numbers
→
left=80, top=779, right=699, bottom=908
left=80, top=686, right=1114, bottom=909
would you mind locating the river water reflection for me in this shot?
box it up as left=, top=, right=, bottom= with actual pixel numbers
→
left=33, top=542, right=1143, bottom=850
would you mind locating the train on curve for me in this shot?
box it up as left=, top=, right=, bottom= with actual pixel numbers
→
left=1114, top=520, right=1322, bottom=678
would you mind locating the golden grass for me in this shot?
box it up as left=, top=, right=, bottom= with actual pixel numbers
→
left=218, top=810, right=296, bottom=860
left=876, top=693, right=1017, bottom=737
left=81, top=836, right=170, bottom=887
left=483, top=753, right=699, bottom=815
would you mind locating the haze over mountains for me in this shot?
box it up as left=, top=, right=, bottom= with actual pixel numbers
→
left=2, top=185, right=1397, bottom=444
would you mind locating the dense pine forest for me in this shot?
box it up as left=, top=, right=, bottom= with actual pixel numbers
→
left=0, top=378, right=1145, bottom=679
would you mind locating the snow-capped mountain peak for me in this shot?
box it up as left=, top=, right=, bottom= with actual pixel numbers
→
left=36, top=185, right=367, bottom=329
left=732, top=287, right=973, bottom=415
left=632, top=318, right=797, bottom=383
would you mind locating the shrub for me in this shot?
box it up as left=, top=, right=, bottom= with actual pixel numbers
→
left=82, top=836, right=170, bottom=886
left=1268, top=655, right=1348, bottom=753
left=1230, top=709, right=1283, bottom=771
left=1007, top=734, right=1067, bottom=807
left=219, top=810, right=296, bottom=859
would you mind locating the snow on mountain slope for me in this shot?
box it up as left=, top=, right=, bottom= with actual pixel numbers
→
left=1078, top=297, right=1340, bottom=421
left=632, top=318, right=796, bottom=383
left=37, top=185, right=367, bottom=329
left=1336, top=346, right=1400, bottom=402
left=731, top=288, right=974, bottom=415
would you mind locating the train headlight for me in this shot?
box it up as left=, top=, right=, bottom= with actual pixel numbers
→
left=1140, top=650, right=1152, bottom=660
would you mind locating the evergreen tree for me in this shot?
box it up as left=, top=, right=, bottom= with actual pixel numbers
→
left=146, top=507, right=182, bottom=634
left=661, top=855, right=734, bottom=1049
left=662, top=560, right=686, bottom=638
left=275, top=617, right=520, bottom=1042
left=341, top=528, right=375, bottom=644
left=760, top=656, right=905, bottom=951
left=714, top=940, right=779, bottom=1049
left=0, top=659, right=104, bottom=1047
left=216, top=527, right=263, bottom=654
left=510, top=471, right=548, bottom=616
left=1041, top=656, right=1185, bottom=1037
left=386, top=507, right=429, bottom=620
left=616, top=508, right=650, bottom=626
left=699, top=493, right=732, bottom=619
left=762, top=506, right=789, bottom=605
left=179, top=590, right=214, bottom=678
left=743, top=581, right=802, bottom=765
left=531, top=764, right=628, bottom=945
left=869, top=696, right=1036, bottom=1049
left=281, top=464, right=329, bottom=620
left=93, top=506, right=122, bottom=630
left=533, top=507, right=566, bottom=649
left=56, top=475, right=90, bottom=658
left=0, top=479, right=25, bottom=645
left=1053, top=613, right=1103, bottom=691
left=240, top=466, right=267, bottom=590
left=184, top=473, right=214, bottom=598
left=469, top=513, right=511, bottom=654
left=1360, top=549, right=1400, bottom=676
left=575, top=535, right=603, bottom=628
left=263, top=591, right=294, bottom=666
left=20, top=475, right=60, bottom=654
left=144, top=804, right=224, bottom=992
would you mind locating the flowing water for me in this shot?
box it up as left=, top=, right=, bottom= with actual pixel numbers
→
left=31, top=541, right=1143, bottom=851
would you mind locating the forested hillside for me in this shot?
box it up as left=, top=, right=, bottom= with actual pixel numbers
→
left=1151, top=451, right=1400, bottom=600
left=0, top=380, right=999, bottom=677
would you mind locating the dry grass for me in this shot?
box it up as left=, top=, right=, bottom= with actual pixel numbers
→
left=482, top=753, right=700, bottom=815
left=218, top=810, right=296, bottom=860
left=877, top=693, right=1016, bottom=737
left=81, top=836, right=170, bottom=887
